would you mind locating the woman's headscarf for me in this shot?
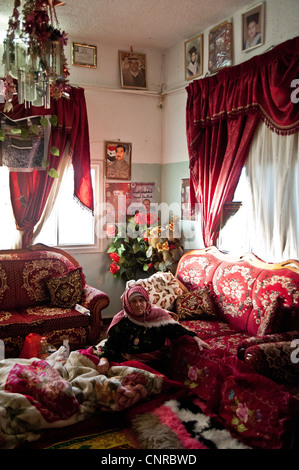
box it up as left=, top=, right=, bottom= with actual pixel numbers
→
left=107, top=285, right=177, bottom=332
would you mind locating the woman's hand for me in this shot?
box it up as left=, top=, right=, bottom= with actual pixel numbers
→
left=97, top=357, right=109, bottom=375
left=194, top=336, right=211, bottom=350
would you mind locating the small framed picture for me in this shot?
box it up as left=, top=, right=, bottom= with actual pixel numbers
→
left=105, top=142, right=132, bottom=181
left=208, top=20, right=233, bottom=73
left=184, top=33, right=203, bottom=81
left=72, top=43, right=97, bottom=68
left=119, top=51, right=147, bottom=90
left=241, top=2, right=264, bottom=52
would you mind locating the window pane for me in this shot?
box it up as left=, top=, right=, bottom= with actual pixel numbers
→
left=217, top=168, right=251, bottom=255
left=0, top=168, right=18, bottom=249
left=57, top=168, right=95, bottom=246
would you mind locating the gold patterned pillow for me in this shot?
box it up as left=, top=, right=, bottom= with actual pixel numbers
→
left=175, top=286, right=218, bottom=321
left=125, top=272, right=187, bottom=310
left=46, top=268, right=84, bottom=308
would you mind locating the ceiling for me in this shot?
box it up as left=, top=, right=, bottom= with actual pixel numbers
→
left=0, top=0, right=251, bottom=49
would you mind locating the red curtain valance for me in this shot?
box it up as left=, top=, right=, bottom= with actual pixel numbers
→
left=186, top=36, right=299, bottom=247
left=187, top=36, right=299, bottom=143
left=0, top=86, right=94, bottom=213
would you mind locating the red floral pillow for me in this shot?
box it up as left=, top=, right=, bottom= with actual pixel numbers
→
left=46, top=267, right=84, bottom=308
left=175, top=286, right=218, bottom=321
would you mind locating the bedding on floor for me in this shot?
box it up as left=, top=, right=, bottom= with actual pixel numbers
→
left=0, top=341, right=297, bottom=449
left=0, top=347, right=182, bottom=448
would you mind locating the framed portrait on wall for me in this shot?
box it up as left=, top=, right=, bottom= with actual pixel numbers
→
left=241, top=2, right=264, bottom=52
left=105, top=142, right=132, bottom=180
left=184, top=33, right=203, bottom=81
left=208, top=20, right=233, bottom=73
left=72, top=43, right=97, bottom=68
left=119, top=51, right=147, bottom=90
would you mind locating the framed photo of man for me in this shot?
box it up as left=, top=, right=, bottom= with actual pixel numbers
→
left=184, top=33, right=203, bottom=81
left=241, top=2, right=264, bottom=52
left=119, top=51, right=147, bottom=90
left=105, top=142, right=132, bottom=181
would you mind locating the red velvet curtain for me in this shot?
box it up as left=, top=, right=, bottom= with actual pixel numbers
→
left=0, top=86, right=93, bottom=248
left=186, top=36, right=299, bottom=247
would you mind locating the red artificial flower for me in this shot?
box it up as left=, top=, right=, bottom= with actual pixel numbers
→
left=109, top=252, right=120, bottom=263
left=148, top=263, right=153, bottom=269
left=146, top=212, right=157, bottom=225
left=169, top=243, right=176, bottom=250
left=110, top=262, right=120, bottom=274
left=59, top=31, right=68, bottom=46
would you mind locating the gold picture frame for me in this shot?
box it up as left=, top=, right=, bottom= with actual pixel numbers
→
left=119, top=51, right=147, bottom=90
left=105, top=142, right=132, bottom=181
left=72, top=43, right=97, bottom=68
left=184, top=33, right=203, bottom=81
left=208, top=20, right=233, bottom=73
left=241, top=2, right=264, bottom=52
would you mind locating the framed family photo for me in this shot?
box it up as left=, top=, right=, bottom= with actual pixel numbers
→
left=119, top=51, right=147, bottom=90
left=184, top=33, right=203, bottom=81
left=208, top=20, right=233, bottom=73
left=105, top=142, right=132, bottom=181
left=241, top=2, right=264, bottom=52
left=72, top=43, right=97, bottom=68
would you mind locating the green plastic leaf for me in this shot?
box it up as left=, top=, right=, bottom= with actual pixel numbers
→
left=146, top=245, right=153, bottom=258
left=42, top=159, right=49, bottom=168
left=50, top=146, right=60, bottom=156
left=0, top=129, right=5, bottom=141
left=30, top=124, right=40, bottom=135
left=49, top=115, right=58, bottom=126
left=40, top=117, right=48, bottom=128
left=48, top=168, right=59, bottom=178
left=10, top=128, right=22, bottom=134
left=21, top=128, right=29, bottom=140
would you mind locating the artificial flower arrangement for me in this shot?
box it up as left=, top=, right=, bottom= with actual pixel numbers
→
left=107, top=212, right=184, bottom=281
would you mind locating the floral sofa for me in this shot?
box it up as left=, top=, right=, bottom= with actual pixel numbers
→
left=127, top=247, right=299, bottom=447
left=0, top=244, right=110, bottom=357
left=170, top=247, right=299, bottom=387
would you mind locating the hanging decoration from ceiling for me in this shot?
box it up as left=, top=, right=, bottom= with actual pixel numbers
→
left=2, top=0, right=70, bottom=112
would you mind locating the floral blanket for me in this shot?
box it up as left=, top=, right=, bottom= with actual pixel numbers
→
left=0, top=347, right=182, bottom=449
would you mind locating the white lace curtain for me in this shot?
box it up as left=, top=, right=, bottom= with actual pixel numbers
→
left=246, top=121, right=299, bottom=262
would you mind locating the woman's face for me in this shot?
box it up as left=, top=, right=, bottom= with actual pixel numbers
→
left=129, top=295, right=147, bottom=316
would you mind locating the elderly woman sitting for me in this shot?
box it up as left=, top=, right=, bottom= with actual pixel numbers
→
left=97, top=285, right=210, bottom=374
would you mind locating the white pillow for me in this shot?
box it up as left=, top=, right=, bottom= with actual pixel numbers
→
left=125, top=272, right=186, bottom=310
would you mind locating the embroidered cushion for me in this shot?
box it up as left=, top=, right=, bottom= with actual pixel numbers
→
left=175, top=286, right=218, bottom=321
left=257, top=297, right=280, bottom=336
left=125, top=272, right=186, bottom=310
left=46, top=267, right=84, bottom=308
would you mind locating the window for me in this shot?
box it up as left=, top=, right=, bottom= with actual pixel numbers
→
left=0, top=167, right=18, bottom=249
left=35, top=162, right=102, bottom=252
left=217, top=167, right=251, bottom=256
left=0, top=163, right=103, bottom=253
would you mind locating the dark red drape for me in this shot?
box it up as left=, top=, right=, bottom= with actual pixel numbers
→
left=186, top=36, right=299, bottom=247
left=0, top=86, right=93, bottom=247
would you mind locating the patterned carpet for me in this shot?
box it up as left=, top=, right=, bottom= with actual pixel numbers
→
left=46, top=427, right=139, bottom=449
